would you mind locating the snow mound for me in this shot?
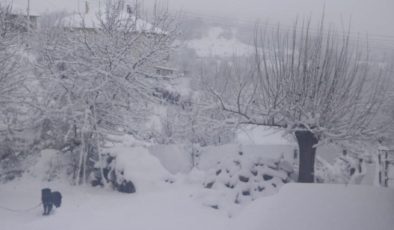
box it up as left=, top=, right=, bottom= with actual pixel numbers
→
left=107, top=146, right=171, bottom=193
left=230, top=183, right=394, bottom=230
left=187, top=27, right=254, bottom=57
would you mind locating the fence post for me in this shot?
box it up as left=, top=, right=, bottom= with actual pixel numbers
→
left=384, top=151, right=389, bottom=187
left=378, top=153, right=382, bottom=186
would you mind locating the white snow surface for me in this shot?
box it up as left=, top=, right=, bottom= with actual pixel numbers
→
left=1, top=135, right=392, bottom=230
left=1, top=179, right=393, bottom=230
left=0, top=179, right=229, bottom=230
left=230, top=183, right=394, bottom=230
left=186, top=27, right=254, bottom=57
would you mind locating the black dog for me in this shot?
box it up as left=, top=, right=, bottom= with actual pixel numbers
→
left=41, top=188, right=62, bottom=215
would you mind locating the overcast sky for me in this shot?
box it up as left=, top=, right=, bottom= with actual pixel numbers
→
left=158, top=0, right=394, bottom=37
left=10, top=0, right=394, bottom=45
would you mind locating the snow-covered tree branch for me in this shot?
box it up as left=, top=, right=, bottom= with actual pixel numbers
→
left=35, top=0, right=177, bottom=184
left=207, top=18, right=389, bottom=182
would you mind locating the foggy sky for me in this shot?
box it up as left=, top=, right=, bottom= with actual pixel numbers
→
left=10, top=0, right=394, bottom=43
left=155, top=0, right=394, bottom=38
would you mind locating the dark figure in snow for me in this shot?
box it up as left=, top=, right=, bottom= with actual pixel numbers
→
left=52, top=191, right=62, bottom=208
left=41, top=188, right=52, bottom=215
left=118, top=180, right=136, bottom=193
left=41, top=188, right=62, bottom=215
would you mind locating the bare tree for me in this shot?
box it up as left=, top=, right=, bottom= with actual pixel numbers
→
left=208, top=19, right=388, bottom=182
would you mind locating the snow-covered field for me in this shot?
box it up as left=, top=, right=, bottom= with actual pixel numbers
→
left=1, top=178, right=393, bottom=230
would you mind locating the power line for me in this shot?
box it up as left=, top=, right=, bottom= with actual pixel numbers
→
left=179, top=10, right=394, bottom=51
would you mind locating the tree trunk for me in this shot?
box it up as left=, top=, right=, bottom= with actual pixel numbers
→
left=295, top=130, right=318, bottom=183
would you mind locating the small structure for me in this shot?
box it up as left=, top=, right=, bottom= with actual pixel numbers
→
left=155, top=66, right=176, bottom=77
left=5, top=3, right=39, bottom=32
left=235, top=125, right=298, bottom=164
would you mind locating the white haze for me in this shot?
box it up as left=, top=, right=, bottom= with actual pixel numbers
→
left=10, top=0, right=394, bottom=37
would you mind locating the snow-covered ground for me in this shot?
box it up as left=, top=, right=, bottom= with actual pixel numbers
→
left=1, top=178, right=393, bottom=230
left=230, top=183, right=394, bottom=230
left=0, top=178, right=229, bottom=230
left=0, top=129, right=392, bottom=230
left=1, top=135, right=393, bottom=230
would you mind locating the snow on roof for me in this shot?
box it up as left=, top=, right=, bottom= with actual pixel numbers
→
left=9, top=0, right=164, bottom=33
left=62, top=10, right=163, bottom=33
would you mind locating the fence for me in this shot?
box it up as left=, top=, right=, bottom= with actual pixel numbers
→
left=377, top=149, right=394, bottom=187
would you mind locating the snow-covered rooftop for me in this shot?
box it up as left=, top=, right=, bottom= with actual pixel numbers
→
left=8, top=0, right=163, bottom=33
left=62, top=10, right=162, bottom=33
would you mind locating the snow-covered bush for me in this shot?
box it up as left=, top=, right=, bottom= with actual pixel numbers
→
left=90, top=145, right=172, bottom=193
left=90, top=153, right=136, bottom=193
left=315, top=151, right=368, bottom=184
left=203, top=156, right=293, bottom=204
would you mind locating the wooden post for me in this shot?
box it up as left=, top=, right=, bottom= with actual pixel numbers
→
left=378, top=153, right=382, bottom=186
left=384, top=151, right=389, bottom=187
left=26, top=0, right=30, bottom=32
left=378, top=149, right=393, bottom=187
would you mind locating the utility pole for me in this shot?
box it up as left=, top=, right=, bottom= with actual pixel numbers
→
left=26, top=0, right=30, bottom=33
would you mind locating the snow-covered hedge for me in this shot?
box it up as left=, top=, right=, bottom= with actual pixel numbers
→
left=194, top=144, right=296, bottom=212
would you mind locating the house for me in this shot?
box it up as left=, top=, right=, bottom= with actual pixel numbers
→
left=60, top=3, right=176, bottom=78
left=60, top=3, right=164, bottom=34
left=4, top=6, right=39, bottom=32
left=155, top=66, right=177, bottom=77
